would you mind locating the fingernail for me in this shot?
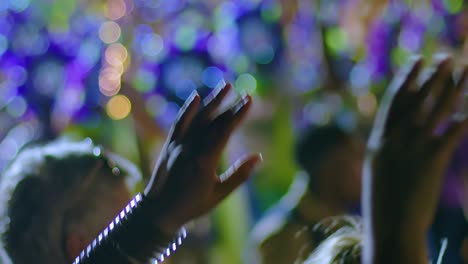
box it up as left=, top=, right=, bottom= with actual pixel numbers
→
left=409, top=54, right=422, bottom=64
left=187, top=90, right=199, bottom=102
left=232, top=94, right=250, bottom=113
left=240, top=92, right=250, bottom=105
left=212, top=80, right=227, bottom=97
left=250, top=153, right=263, bottom=170
left=232, top=100, right=244, bottom=114
left=434, top=53, right=452, bottom=66
left=215, top=79, right=226, bottom=90
left=204, top=81, right=225, bottom=105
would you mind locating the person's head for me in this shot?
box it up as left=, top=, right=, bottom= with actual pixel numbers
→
left=0, top=139, right=140, bottom=264
left=303, top=215, right=362, bottom=264
left=294, top=124, right=364, bottom=204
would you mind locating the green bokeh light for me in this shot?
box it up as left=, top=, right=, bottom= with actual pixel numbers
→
left=391, top=46, right=411, bottom=67
left=132, top=69, right=157, bottom=92
left=443, top=0, right=463, bottom=14
left=174, top=26, right=197, bottom=51
left=235, top=73, right=257, bottom=93
left=325, top=27, right=348, bottom=55
left=261, top=3, right=282, bottom=22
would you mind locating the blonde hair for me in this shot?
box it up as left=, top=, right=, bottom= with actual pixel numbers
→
left=304, top=215, right=450, bottom=264
left=303, top=215, right=362, bottom=264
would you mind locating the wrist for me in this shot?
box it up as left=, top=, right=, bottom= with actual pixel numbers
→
left=142, top=191, right=185, bottom=235
left=365, top=228, right=428, bottom=264
left=371, top=241, right=428, bottom=264
left=73, top=193, right=187, bottom=263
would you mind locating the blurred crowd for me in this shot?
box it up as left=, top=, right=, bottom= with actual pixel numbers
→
left=0, top=0, right=467, bottom=263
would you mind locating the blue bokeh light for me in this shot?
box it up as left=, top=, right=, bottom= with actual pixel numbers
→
left=201, top=66, right=224, bottom=88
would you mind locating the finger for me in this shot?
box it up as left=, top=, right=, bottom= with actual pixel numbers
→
left=385, top=57, right=424, bottom=127
left=395, top=56, right=424, bottom=94
left=413, top=56, right=452, bottom=111
left=441, top=116, right=468, bottom=155
left=168, top=91, right=201, bottom=142
left=204, top=94, right=252, bottom=159
left=426, top=66, right=467, bottom=133
left=214, top=153, right=262, bottom=202
left=368, top=58, right=423, bottom=149
left=199, top=82, right=232, bottom=122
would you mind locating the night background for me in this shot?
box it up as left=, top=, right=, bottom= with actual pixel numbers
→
left=0, top=0, right=466, bottom=263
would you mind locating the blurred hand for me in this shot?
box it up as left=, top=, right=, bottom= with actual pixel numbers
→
left=144, top=83, right=261, bottom=233
left=363, top=56, right=468, bottom=263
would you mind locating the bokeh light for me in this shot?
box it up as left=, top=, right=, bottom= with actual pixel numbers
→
left=174, top=26, right=198, bottom=51
left=350, top=64, right=371, bottom=96
left=0, top=35, right=7, bottom=57
left=239, top=16, right=277, bottom=64
left=8, top=0, right=31, bottom=13
left=325, top=27, right=348, bottom=55
left=145, top=94, right=167, bottom=117
left=99, top=21, right=121, bottom=44
left=141, top=33, right=164, bottom=58
left=235, top=73, right=257, bottom=93
left=133, top=68, right=157, bottom=92
left=33, top=61, right=64, bottom=96
left=105, top=43, right=128, bottom=66
left=99, top=67, right=122, bottom=96
left=1, top=1, right=467, bottom=262
left=6, top=96, right=27, bottom=118
left=106, top=94, right=132, bottom=120
left=106, top=0, right=127, bottom=20
left=202, top=66, right=224, bottom=88
left=357, top=92, right=377, bottom=117
left=133, top=24, right=166, bottom=61
left=443, top=0, right=463, bottom=14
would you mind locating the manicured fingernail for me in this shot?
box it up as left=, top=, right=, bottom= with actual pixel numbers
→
left=211, top=80, right=227, bottom=97
left=187, top=90, right=199, bottom=102
left=203, top=80, right=227, bottom=105
left=232, top=94, right=250, bottom=113
left=240, top=90, right=250, bottom=104
left=232, top=100, right=243, bottom=114
left=216, top=79, right=226, bottom=90
left=409, top=54, right=422, bottom=64
left=434, top=53, right=452, bottom=66
left=250, top=153, right=263, bottom=170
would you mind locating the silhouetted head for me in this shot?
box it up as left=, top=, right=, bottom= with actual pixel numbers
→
left=294, top=125, right=364, bottom=205
left=0, top=139, right=139, bottom=264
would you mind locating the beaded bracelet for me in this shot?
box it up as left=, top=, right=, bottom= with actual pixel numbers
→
left=73, top=193, right=187, bottom=264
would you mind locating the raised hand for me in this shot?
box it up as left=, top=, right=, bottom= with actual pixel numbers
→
left=362, top=56, right=468, bottom=264
left=144, top=83, right=262, bottom=234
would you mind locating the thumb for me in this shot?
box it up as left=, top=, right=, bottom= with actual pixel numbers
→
left=214, top=153, right=262, bottom=203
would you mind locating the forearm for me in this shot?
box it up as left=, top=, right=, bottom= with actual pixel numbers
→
left=363, top=225, right=428, bottom=264
left=72, top=193, right=186, bottom=264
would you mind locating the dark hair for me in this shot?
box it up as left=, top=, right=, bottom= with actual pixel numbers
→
left=294, top=125, right=350, bottom=175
